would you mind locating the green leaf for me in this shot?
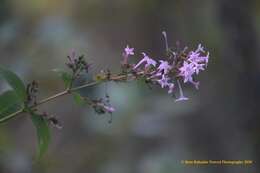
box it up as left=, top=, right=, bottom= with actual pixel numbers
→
left=72, top=92, right=86, bottom=105
left=31, top=113, right=50, bottom=159
left=61, top=72, right=73, bottom=88
left=0, top=90, right=23, bottom=119
left=52, top=69, right=72, bottom=88
left=0, top=67, right=27, bottom=102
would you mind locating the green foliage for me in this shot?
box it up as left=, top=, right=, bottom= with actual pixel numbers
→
left=72, top=92, right=86, bottom=105
left=52, top=69, right=73, bottom=88
left=31, top=113, right=51, bottom=159
left=0, top=67, right=26, bottom=123
left=0, top=66, right=27, bottom=102
left=0, top=90, right=23, bottom=118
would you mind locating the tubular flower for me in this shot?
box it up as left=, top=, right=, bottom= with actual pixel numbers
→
left=104, top=105, right=115, bottom=114
left=134, top=52, right=157, bottom=69
left=157, top=60, right=172, bottom=75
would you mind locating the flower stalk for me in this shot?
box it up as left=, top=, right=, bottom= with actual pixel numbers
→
left=0, top=31, right=210, bottom=124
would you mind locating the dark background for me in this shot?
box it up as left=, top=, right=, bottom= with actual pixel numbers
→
left=0, top=0, right=259, bottom=172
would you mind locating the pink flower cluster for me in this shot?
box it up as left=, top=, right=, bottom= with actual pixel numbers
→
left=122, top=41, right=209, bottom=101
left=179, top=44, right=209, bottom=90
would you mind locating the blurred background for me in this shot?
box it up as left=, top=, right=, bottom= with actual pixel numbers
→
left=0, top=0, right=260, bottom=172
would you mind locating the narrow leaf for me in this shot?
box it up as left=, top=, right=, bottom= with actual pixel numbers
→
left=0, top=67, right=27, bottom=102
left=30, top=113, right=50, bottom=159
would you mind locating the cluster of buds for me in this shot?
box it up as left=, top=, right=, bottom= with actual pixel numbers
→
left=26, top=80, right=39, bottom=106
left=66, top=50, right=91, bottom=76
left=41, top=112, right=62, bottom=129
left=120, top=31, right=209, bottom=101
left=91, top=95, right=115, bottom=123
left=73, top=93, right=115, bottom=123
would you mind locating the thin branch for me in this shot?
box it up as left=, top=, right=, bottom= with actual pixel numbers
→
left=0, top=71, right=139, bottom=123
left=0, top=109, right=24, bottom=123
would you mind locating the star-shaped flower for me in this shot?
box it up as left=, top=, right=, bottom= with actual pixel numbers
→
left=124, top=45, right=134, bottom=56
left=157, top=75, right=170, bottom=88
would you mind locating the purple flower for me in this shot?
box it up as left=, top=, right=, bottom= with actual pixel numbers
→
left=188, top=44, right=209, bottom=66
left=145, top=57, right=157, bottom=68
left=195, top=44, right=205, bottom=53
left=178, top=61, right=200, bottom=89
left=157, top=74, right=170, bottom=88
left=201, top=52, right=209, bottom=65
left=177, top=44, right=209, bottom=89
left=134, top=52, right=157, bottom=69
left=156, top=74, right=174, bottom=94
left=179, top=61, right=195, bottom=83
left=122, top=45, right=134, bottom=64
left=124, top=45, right=134, bottom=56
left=175, top=80, right=189, bottom=102
left=190, top=61, right=205, bottom=74
left=104, top=105, right=115, bottom=114
left=157, top=60, right=172, bottom=74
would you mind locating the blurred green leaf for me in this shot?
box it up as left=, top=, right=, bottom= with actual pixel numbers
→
left=61, top=72, right=73, bottom=88
left=52, top=69, right=72, bottom=88
left=31, top=113, right=50, bottom=159
left=0, top=67, right=27, bottom=102
left=72, top=92, right=86, bottom=105
left=0, top=90, right=23, bottom=119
